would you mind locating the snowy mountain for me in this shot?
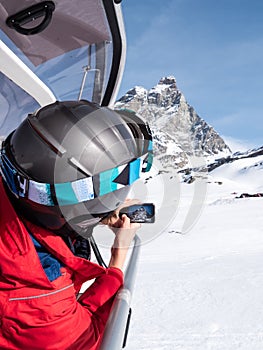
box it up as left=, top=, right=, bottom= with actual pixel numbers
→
left=179, top=143, right=263, bottom=186
left=207, top=145, right=263, bottom=172
left=94, top=146, right=263, bottom=350
left=115, top=76, right=231, bottom=169
left=208, top=148, right=263, bottom=196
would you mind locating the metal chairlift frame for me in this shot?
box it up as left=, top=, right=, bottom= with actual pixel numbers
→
left=99, top=236, right=141, bottom=349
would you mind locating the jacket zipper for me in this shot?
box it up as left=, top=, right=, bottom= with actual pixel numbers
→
left=9, top=283, right=74, bottom=301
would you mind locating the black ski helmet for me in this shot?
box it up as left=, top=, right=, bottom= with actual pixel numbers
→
left=0, top=100, right=153, bottom=231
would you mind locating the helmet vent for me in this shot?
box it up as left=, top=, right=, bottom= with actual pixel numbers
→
left=68, top=157, right=92, bottom=177
left=27, top=116, right=66, bottom=157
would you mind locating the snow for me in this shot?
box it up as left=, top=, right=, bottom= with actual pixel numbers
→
left=133, top=86, right=147, bottom=97
left=118, top=154, right=263, bottom=349
left=149, top=84, right=169, bottom=94
left=165, top=141, right=183, bottom=154
left=212, top=155, right=263, bottom=194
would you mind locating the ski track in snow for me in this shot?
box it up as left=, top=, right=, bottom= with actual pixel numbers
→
left=122, top=162, right=263, bottom=350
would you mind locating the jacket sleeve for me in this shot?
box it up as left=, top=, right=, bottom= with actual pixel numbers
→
left=77, top=267, right=123, bottom=327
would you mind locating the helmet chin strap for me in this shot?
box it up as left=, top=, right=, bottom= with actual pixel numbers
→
left=75, top=225, right=108, bottom=268
left=61, top=219, right=108, bottom=268
left=78, top=225, right=94, bottom=238
left=88, top=235, right=108, bottom=268
left=77, top=224, right=108, bottom=268
left=68, top=217, right=102, bottom=237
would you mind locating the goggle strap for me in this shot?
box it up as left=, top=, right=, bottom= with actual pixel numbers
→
left=0, top=152, right=153, bottom=207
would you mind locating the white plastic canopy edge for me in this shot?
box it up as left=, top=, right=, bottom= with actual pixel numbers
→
left=107, top=2, right=127, bottom=108
left=0, top=39, right=56, bottom=107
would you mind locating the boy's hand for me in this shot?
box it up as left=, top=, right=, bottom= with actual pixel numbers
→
left=108, top=214, right=141, bottom=270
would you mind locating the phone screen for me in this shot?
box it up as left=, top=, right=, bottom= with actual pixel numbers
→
left=119, top=203, right=155, bottom=223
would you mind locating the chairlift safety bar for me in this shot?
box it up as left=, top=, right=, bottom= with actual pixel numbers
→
left=99, top=235, right=141, bottom=349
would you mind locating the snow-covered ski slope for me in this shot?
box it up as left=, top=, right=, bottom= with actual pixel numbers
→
left=123, top=153, right=263, bottom=349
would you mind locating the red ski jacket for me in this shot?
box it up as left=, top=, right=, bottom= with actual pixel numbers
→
left=0, top=178, right=123, bottom=350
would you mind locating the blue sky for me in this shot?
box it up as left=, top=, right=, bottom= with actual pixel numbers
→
left=118, top=0, right=263, bottom=150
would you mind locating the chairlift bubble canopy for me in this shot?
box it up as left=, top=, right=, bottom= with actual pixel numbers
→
left=0, top=0, right=126, bottom=136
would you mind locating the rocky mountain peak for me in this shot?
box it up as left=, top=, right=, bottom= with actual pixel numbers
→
left=158, top=75, right=177, bottom=87
left=115, top=77, right=231, bottom=170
